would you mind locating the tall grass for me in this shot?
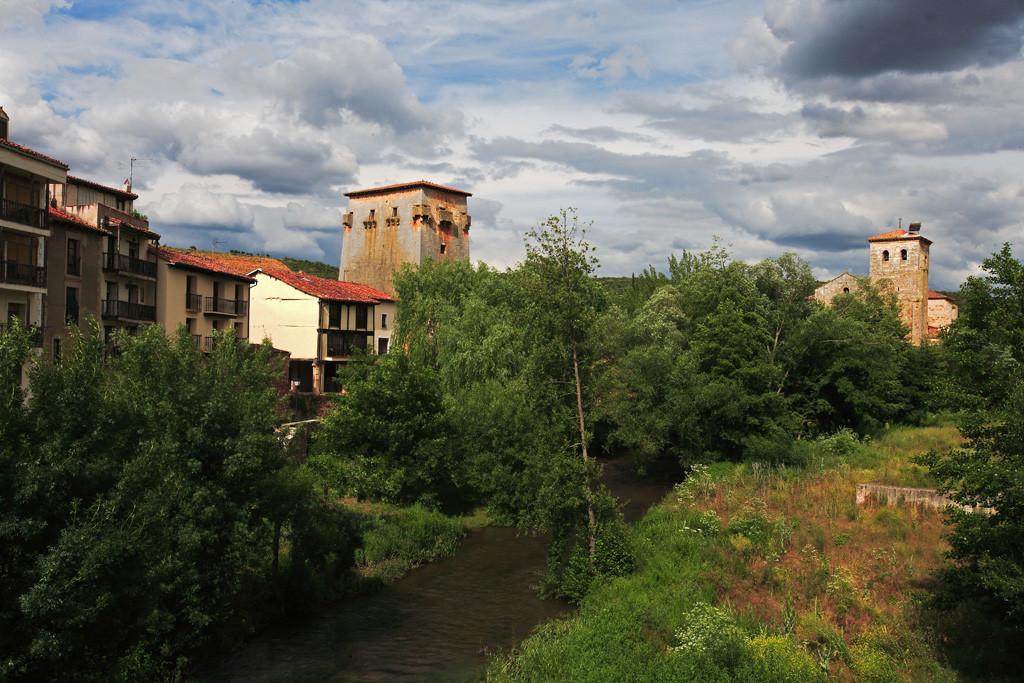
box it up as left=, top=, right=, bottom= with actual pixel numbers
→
left=346, top=500, right=466, bottom=588
left=487, top=426, right=961, bottom=681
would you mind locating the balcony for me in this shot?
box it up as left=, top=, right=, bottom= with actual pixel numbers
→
left=101, top=299, right=156, bottom=322
left=186, top=293, right=202, bottom=311
left=103, top=252, right=157, bottom=279
left=0, top=198, right=47, bottom=230
left=0, top=260, right=46, bottom=288
left=0, top=322, right=43, bottom=346
left=204, top=297, right=248, bottom=316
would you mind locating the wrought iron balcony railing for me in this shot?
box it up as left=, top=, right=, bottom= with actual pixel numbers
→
left=0, top=198, right=47, bottom=229
left=101, top=299, right=157, bottom=322
left=0, top=260, right=46, bottom=287
left=103, top=252, right=157, bottom=279
left=204, top=297, right=248, bottom=316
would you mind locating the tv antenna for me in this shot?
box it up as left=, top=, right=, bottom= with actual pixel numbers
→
left=116, top=157, right=153, bottom=187
left=212, top=240, right=226, bottom=251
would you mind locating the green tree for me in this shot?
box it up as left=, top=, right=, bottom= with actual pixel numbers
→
left=1, top=322, right=315, bottom=679
left=518, top=208, right=606, bottom=560
left=919, top=243, right=1024, bottom=628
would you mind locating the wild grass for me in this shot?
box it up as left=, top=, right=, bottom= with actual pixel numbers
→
left=486, top=424, right=961, bottom=681
left=342, top=499, right=467, bottom=589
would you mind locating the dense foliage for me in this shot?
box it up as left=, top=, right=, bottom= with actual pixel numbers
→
left=919, top=243, right=1024, bottom=631
left=310, top=216, right=941, bottom=599
left=0, top=324, right=355, bottom=680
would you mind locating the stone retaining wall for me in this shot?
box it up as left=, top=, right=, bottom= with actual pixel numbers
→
left=856, top=481, right=994, bottom=514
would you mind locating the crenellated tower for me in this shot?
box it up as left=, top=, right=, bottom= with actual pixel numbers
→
left=339, top=181, right=471, bottom=297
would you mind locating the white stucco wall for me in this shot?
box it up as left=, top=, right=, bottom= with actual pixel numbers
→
left=249, top=273, right=320, bottom=358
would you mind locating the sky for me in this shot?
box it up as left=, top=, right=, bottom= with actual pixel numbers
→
left=2, top=0, right=1022, bottom=289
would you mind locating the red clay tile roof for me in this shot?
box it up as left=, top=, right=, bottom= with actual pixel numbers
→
left=105, top=216, right=160, bottom=240
left=68, top=175, right=138, bottom=200
left=867, top=229, right=932, bottom=244
left=260, top=269, right=393, bottom=303
left=345, top=180, right=471, bottom=198
left=49, top=206, right=110, bottom=235
left=929, top=291, right=955, bottom=301
left=181, top=251, right=292, bottom=274
left=0, top=138, right=68, bottom=169
left=151, top=245, right=255, bottom=282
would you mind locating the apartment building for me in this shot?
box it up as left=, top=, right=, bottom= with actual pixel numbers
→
left=47, top=175, right=161, bottom=340
left=0, top=107, right=68, bottom=351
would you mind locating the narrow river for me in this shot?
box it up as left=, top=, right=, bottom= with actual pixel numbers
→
left=204, top=459, right=673, bottom=682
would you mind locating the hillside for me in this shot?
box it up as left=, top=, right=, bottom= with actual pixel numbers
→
left=488, top=424, right=1013, bottom=681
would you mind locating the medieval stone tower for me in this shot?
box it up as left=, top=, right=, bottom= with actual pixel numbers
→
left=339, top=181, right=472, bottom=297
left=868, top=224, right=930, bottom=345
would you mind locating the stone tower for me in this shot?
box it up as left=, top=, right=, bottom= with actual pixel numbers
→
left=868, top=224, right=930, bottom=345
left=339, top=181, right=472, bottom=297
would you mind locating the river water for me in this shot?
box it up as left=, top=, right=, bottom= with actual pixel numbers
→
left=204, top=459, right=673, bottom=682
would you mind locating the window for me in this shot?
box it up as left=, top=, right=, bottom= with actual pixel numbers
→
left=901, top=249, right=908, bottom=261
left=3, top=232, right=36, bottom=265
left=369, top=209, right=375, bottom=219
left=381, top=313, right=388, bottom=329
left=116, top=198, right=126, bottom=212
left=328, top=302, right=341, bottom=328
left=66, top=238, right=80, bottom=275
left=128, top=241, right=138, bottom=261
left=106, top=281, right=118, bottom=302
left=327, top=331, right=369, bottom=356
left=65, top=287, right=79, bottom=325
left=882, top=250, right=889, bottom=262
left=378, top=337, right=389, bottom=355
left=440, top=243, right=446, bottom=255
left=843, top=287, right=850, bottom=293
left=355, top=304, right=368, bottom=329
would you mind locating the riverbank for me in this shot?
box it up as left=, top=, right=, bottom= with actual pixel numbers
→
left=486, top=425, right=971, bottom=681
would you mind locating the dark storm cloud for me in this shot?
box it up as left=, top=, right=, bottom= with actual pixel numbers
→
left=772, top=0, right=1024, bottom=80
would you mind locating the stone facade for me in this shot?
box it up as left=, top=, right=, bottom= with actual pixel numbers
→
left=813, top=269, right=860, bottom=305
left=927, top=292, right=958, bottom=336
left=340, top=181, right=471, bottom=297
left=868, top=229, right=931, bottom=345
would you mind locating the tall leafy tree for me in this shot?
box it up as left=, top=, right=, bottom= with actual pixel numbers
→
left=518, top=208, right=606, bottom=560
left=919, top=243, right=1024, bottom=628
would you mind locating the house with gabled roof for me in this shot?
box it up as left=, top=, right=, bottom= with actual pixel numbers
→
left=248, top=269, right=394, bottom=392
left=151, top=246, right=254, bottom=351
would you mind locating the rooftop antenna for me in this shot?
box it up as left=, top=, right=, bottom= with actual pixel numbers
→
left=898, top=217, right=902, bottom=230
left=116, top=157, right=152, bottom=189
left=212, top=240, right=226, bottom=252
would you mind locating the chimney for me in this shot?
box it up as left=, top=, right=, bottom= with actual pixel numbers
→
left=908, top=222, right=922, bottom=232
left=0, top=107, right=9, bottom=141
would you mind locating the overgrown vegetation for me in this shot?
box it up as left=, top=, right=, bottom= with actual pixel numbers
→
left=0, top=321, right=464, bottom=680
left=486, top=427, right=962, bottom=681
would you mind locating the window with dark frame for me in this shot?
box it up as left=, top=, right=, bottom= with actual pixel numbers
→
left=66, top=238, right=79, bottom=275
left=328, top=302, right=341, bottom=328
left=355, top=304, right=368, bottom=329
